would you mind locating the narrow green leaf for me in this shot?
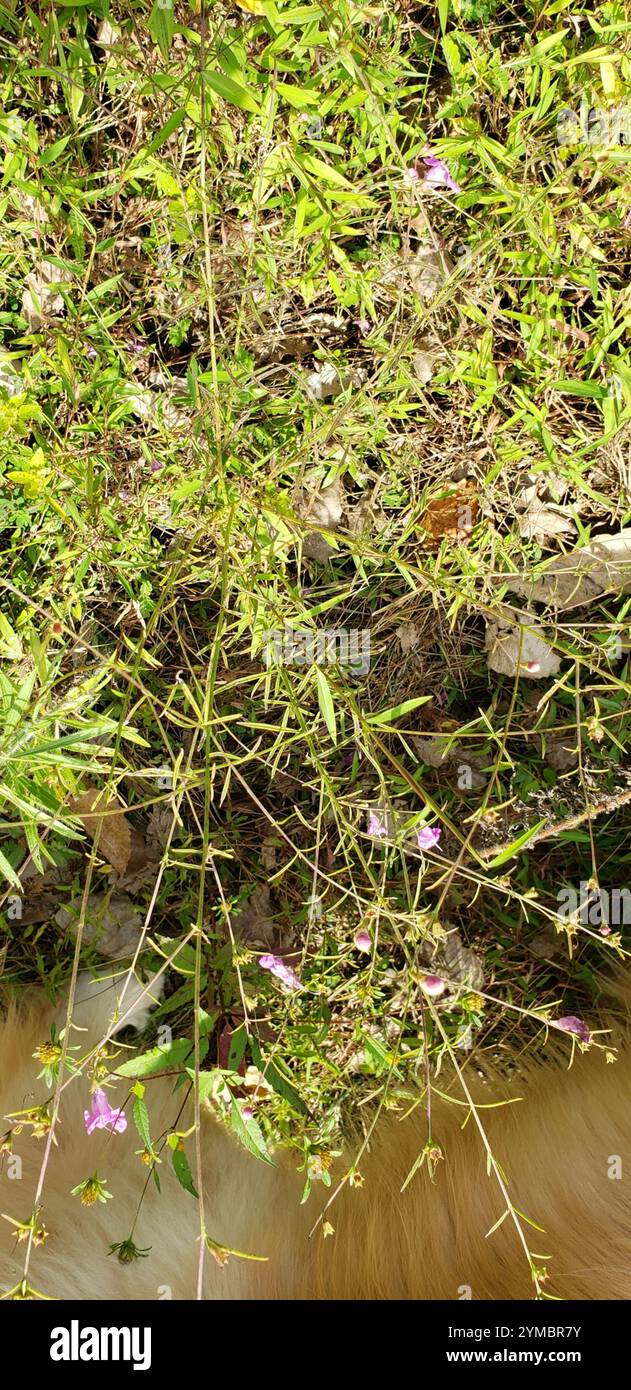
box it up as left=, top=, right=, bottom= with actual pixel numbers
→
left=315, top=666, right=337, bottom=742
left=301, top=153, right=353, bottom=188
left=0, top=846, right=21, bottom=890
left=203, top=69, right=261, bottom=114
left=146, top=108, right=187, bottom=155
left=365, top=696, right=432, bottom=726
left=276, top=81, right=319, bottom=108
left=149, top=0, right=174, bottom=61
left=0, top=612, right=23, bottom=661
left=39, top=135, right=71, bottom=165
left=485, top=821, right=547, bottom=869
left=249, top=1040, right=308, bottom=1116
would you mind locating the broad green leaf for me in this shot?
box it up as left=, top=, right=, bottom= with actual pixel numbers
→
left=132, top=1093, right=154, bottom=1154
left=115, top=1037, right=193, bottom=1078
left=188, top=1068, right=222, bottom=1103
left=229, top=1097, right=274, bottom=1165
left=168, top=1136, right=198, bottom=1197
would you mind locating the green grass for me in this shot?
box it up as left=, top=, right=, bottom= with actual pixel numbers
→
left=1, top=0, right=630, bottom=1291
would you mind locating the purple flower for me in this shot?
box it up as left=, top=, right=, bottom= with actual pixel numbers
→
left=420, top=974, right=446, bottom=998
left=423, top=155, right=461, bottom=193
left=150, top=459, right=163, bottom=473
left=259, top=953, right=301, bottom=991
left=367, top=810, right=388, bottom=838
left=84, top=1089, right=127, bottom=1136
left=354, top=929, right=371, bottom=953
left=557, top=1015, right=591, bottom=1045
left=417, top=825, right=442, bottom=851
left=355, top=317, right=371, bottom=336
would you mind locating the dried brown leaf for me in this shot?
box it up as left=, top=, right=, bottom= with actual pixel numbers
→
left=420, top=483, right=478, bottom=549
left=68, top=785, right=136, bottom=876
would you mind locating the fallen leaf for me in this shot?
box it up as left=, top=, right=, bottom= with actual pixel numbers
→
left=517, top=500, right=576, bottom=544
left=414, top=734, right=452, bottom=767
left=55, top=892, right=144, bottom=958
left=545, top=736, right=578, bottom=771
left=440, top=929, right=485, bottom=990
left=397, top=621, right=421, bottom=654
left=408, top=247, right=454, bottom=302
left=96, top=19, right=119, bottom=46
left=414, top=735, right=487, bottom=789
left=232, top=884, right=276, bottom=948
left=411, top=349, right=435, bottom=385
left=294, top=477, right=345, bottom=562
left=22, top=260, right=67, bottom=331
left=485, top=614, right=561, bottom=679
left=146, top=802, right=179, bottom=860
left=306, top=363, right=344, bottom=400
left=420, top=482, right=478, bottom=548
left=507, top=529, right=631, bottom=610
left=68, top=784, right=144, bottom=877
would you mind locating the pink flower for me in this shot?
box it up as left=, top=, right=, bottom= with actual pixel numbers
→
left=355, top=317, right=371, bottom=336
left=600, top=923, right=612, bottom=937
left=367, top=811, right=388, bottom=838
left=354, top=929, right=371, bottom=953
left=417, top=825, right=442, bottom=851
left=404, top=165, right=420, bottom=183
left=523, top=661, right=540, bottom=674
left=242, top=1106, right=254, bottom=1121
left=420, top=975, right=446, bottom=998
left=84, top=1089, right=127, bottom=1136
left=557, top=1015, right=591, bottom=1044
left=259, top=953, right=301, bottom=991
left=423, top=155, right=461, bottom=193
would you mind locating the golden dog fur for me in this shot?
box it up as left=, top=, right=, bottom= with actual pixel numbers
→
left=1, top=972, right=629, bottom=1300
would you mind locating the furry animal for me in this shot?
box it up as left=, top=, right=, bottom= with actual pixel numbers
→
left=1, top=971, right=629, bottom=1300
